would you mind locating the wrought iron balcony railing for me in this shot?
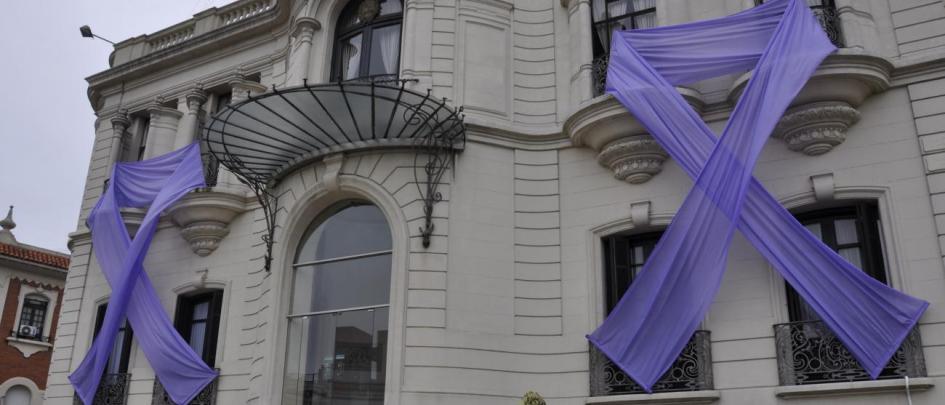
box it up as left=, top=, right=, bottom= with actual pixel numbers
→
left=152, top=371, right=219, bottom=405
left=73, top=373, right=131, bottom=405
left=592, top=1, right=844, bottom=97
left=774, top=320, right=926, bottom=385
left=589, top=330, right=713, bottom=396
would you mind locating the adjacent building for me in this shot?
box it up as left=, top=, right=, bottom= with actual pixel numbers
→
left=0, top=207, right=69, bottom=405
left=50, top=0, right=945, bottom=404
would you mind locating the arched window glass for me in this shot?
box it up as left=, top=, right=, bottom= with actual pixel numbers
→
left=283, top=201, right=391, bottom=405
left=331, top=0, right=403, bottom=82
left=5, top=385, right=31, bottom=405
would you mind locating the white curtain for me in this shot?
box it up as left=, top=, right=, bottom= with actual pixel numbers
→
left=377, top=25, right=401, bottom=75
left=342, top=35, right=362, bottom=80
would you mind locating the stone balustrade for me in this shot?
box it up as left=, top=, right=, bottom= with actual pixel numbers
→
left=109, top=0, right=277, bottom=67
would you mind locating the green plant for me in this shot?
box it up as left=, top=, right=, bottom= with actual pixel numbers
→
left=520, top=391, right=546, bottom=405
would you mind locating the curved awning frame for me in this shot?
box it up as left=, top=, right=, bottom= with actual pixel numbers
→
left=203, top=79, right=465, bottom=271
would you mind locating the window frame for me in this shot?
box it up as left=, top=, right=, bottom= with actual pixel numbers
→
left=16, top=295, right=49, bottom=341
left=283, top=200, right=394, bottom=405
left=330, top=0, right=404, bottom=82
left=787, top=202, right=887, bottom=321
left=590, top=0, right=656, bottom=59
left=94, top=304, right=135, bottom=374
left=601, top=231, right=662, bottom=314
left=174, top=290, right=224, bottom=367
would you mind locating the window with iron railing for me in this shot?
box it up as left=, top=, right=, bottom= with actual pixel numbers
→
left=73, top=304, right=134, bottom=405
left=589, top=1, right=844, bottom=97
left=774, top=202, right=926, bottom=385
left=590, top=0, right=656, bottom=96
left=757, top=0, right=843, bottom=47
left=590, top=232, right=713, bottom=396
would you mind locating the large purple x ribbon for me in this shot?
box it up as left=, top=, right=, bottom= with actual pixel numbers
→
left=588, top=0, right=928, bottom=391
left=70, top=143, right=217, bottom=405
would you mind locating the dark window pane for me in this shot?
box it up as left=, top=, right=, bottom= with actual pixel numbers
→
left=788, top=203, right=885, bottom=321
left=295, top=203, right=392, bottom=263
left=293, top=254, right=393, bottom=313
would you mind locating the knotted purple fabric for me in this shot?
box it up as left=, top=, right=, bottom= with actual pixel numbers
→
left=70, top=143, right=217, bottom=405
left=588, top=0, right=928, bottom=391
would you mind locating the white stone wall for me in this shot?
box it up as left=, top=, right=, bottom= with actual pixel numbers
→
left=48, top=0, right=945, bottom=404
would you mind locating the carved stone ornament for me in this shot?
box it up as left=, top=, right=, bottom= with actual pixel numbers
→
left=597, top=134, right=669, bottom=184
left=772, top=102, right=860, bottom=156
left=357, top=0, right=380, bottom=23
left=167, top=189, right=248, bottom=256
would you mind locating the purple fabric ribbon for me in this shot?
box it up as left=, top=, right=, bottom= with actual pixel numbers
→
left=70, top=143, right=217, bottom=405
left=588, top=0, right=928, bottom=391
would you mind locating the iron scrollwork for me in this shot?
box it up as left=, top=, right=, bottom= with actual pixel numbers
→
left=204, top=78, right=465, bottom=271
left=589, top=330, right=713, bottom=396
left=591, top=54, right=609, bottom=97
left=73, top=373, right=131, bottom=405
left=151, top=371, right=219, bottom=405
left=773, top=320, right=926, bottom=385
left=406, top=90, right=464, bottom=247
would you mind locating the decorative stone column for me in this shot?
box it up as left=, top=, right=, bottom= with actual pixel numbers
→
left=565, top=0, right=594, bottom=105
left=597, top=134, right=669, bottom=184
left=286, top=17, right=321, bottom=86
left=108, top=109, right=131, bottom=169
left=173, top=87, right=208, bottom=149
left=772, top=102, right=860, bottom=156
left=143, top=98, right=184, bottom=159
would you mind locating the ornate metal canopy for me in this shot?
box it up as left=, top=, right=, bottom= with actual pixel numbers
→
left=203, top=79, right=465, bottom=270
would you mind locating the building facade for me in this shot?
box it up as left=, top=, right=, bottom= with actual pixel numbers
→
left=50, top=0, right=945, bottom=404
left=0, top=207, right=70, bottom=405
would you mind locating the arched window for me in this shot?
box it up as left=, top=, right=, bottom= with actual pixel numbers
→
left=17, top=294, right=49, bottom=341
left=283, top=201, right=392, bottom=405
left=331, top=0, right=403, bottom=82
left=4, top=385, right=31, bottom=405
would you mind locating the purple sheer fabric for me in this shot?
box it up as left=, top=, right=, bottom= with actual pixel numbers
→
left=70, top=144, right=217, bottom=405
left=588, top=0, right=928, bottom=392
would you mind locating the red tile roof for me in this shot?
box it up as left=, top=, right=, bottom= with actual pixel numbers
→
left=0, top=242, right=69, bottom=270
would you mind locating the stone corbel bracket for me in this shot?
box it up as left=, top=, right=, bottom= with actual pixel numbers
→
left=729, top=51, right=891, bottom=156
left=772, top=102, right=861, bottom=156
left=564, top=87, right=701, bottom=184
left=167, top=189, right=249, bottom=256
left=597, top=134, right=669, bottom=184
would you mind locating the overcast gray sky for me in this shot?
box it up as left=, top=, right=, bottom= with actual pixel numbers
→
left=0, top=1, right=234, bottom=253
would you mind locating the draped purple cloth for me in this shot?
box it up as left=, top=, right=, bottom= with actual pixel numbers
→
left=70, top=143, right=217, bottom=405
left=588, top=0, right=928, bottom=392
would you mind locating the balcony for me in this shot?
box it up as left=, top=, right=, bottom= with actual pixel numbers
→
left=592, top=1, right=844, bottom=98
left=152, top=371, right=219, bottom=405
left=589, top=331, right=713, bottom=396
left=773, top=320, right=926, bottom=386
left=74, top=373, right=131, bottom=405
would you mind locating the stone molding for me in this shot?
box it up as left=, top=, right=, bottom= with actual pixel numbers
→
left=167, top=189, right=250, bottom=256
left=5, top=337, right=53, bottom=358
left=772, top=102, right=860, bottom=156
left=597, top=135, right=669, bottom=184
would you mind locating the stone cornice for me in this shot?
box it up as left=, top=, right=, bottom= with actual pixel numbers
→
left=86, top=0, right=291, bottom=111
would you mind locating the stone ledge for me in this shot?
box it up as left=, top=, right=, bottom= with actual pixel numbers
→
left=586, top=391, right=720, bottom=405
left=6, top=336, right=53, bottom=358
left=774, top=378, right=934, bottom=399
